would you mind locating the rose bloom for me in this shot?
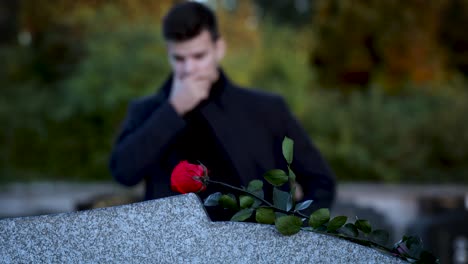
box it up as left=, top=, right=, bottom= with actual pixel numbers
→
left=170, top=161, right=207, bottom=194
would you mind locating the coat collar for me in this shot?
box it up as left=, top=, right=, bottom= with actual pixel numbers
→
left=159, top=69, right=253, bottom=184
left=159, top=68, right=231, bottom=104
left=198, top=72, right=254, bottom=185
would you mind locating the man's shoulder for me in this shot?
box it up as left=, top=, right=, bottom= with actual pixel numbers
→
left=225, top=84, right=291, bottom=122
left=230, top=84, right=285, bottom=106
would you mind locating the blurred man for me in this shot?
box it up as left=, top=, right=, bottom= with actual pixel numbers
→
left=109, top=1, right=335, bottom=219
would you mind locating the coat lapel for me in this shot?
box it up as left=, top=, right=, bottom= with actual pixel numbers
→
left=199, top=85, right=255, bottom=185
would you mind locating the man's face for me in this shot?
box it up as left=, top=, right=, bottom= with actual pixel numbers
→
left=167, top=30, right=225, bottom=83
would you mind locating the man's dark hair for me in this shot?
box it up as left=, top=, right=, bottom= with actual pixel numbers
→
left=163, top=2, right=219, bottom=42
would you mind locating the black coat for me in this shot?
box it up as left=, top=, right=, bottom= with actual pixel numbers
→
left=110, top=72, right=335, bottom=211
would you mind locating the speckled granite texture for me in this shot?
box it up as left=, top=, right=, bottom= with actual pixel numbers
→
left=0, top=193, right=405, bottom=263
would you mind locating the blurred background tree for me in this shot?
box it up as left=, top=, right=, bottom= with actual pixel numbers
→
left=0, top=0, right=467, bottom=184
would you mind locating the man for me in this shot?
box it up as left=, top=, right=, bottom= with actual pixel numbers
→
left=109, top=2, right=335, bottom=219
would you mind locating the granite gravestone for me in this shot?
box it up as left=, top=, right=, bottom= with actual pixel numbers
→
left=0, top=193, right=406, bottom=263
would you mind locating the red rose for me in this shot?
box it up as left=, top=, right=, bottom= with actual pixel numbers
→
left=170, top=161, right=208, bottom=194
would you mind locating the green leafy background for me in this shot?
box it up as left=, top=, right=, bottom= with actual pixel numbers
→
left=1, top=1, right=468, bottom=184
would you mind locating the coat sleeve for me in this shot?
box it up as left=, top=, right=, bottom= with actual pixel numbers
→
left=278, top=98, right=336, bottom=212
left=109, top=99, right=185, bottom=186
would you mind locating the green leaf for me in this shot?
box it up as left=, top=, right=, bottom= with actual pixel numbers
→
left=295, top=200, right=313, bottom=212
left=286, top=198, right=293, bottom=211
left=247, top=180, right=263, bottom=192
left=275, top=215, right=302, bottom=236
left=288, top=167, right=296, bottom=182
left=231, top=208, right=254, bottom=222
left=247, top=180, right=264, bottom=201
left=405, top=236, right=423, bottom=250
left=369, top=229, right=389, bottom=245
left=252, top=197, right=263, bottom=208
left=290, top=184, right=296, bottom=202
left=218, top=194, right=238, bottom=210
left=355, top=219, right=372, bottom=234
left=204, top=192, right=222, bottom=206
left=404, top=236, right=424, bottom=258
left=239, top=195, right=254, bottom=209
left=252, top=189, right=264, bottom=200
left=282, top=136, right=294, bottom=164
left=255, top=207, right=275, bottom=224
left=315, top=226, right=327, bottom=232
left=327, top=216, right=347, bottom=232
left=275, top=212, right=287, bottom=219
left=264, top=169, right=288, bottom=186
left=309, top=208, right=330, bottom=228
left=341, top=223, right=358, bottom=237
left=273, top=187, right=292, bottom=211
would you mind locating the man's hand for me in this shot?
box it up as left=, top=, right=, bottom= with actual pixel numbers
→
left=293, top=182, right=304, bottom=201
left=169, top=73, right=213, bottom=116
